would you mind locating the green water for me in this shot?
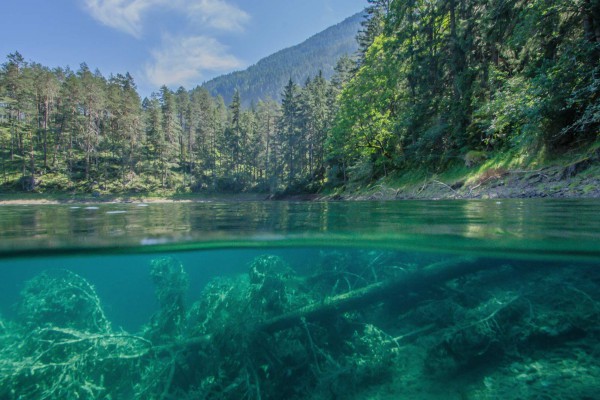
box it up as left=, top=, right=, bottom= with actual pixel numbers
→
left=0, top=199, right=599, bottom=399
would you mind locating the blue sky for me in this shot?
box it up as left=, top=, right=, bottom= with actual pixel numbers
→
left=1, top=0, right=366, bottom=97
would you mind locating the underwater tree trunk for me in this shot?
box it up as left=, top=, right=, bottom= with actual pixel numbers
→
left=173, top=257, right=487, bottom=351
left=260, top=256, right=482, bottom=333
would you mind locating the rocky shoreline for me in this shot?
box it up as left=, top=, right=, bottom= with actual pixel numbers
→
left=324, top=158, right=600, bottom=201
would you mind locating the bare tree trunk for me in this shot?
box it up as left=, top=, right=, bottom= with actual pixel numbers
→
left=29, top=129, right=35, bottom=190
left=172, top=257, right=487, bottom=353
left=261, top=257, right=482, bottom=333
left=1, top=132, right=6, bottom=184
left=43, top=98, right=49, bottom=169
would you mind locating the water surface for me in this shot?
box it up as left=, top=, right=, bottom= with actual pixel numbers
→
left=1, top=199, right=599, bottom=260
left=0, top=199, right=599, bottom=399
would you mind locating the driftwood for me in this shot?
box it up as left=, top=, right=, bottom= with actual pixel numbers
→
left=260, top=257, right=482, bottom=333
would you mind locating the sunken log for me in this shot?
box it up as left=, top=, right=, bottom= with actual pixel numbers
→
left=168, top=257, right=487, bottom=352
left=260, top=256, right=483, bottom=333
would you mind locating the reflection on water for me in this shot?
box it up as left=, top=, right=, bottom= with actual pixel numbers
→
left=0, top=199, right=599, bottom=260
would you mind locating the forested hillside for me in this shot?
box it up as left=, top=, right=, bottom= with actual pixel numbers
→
left=328, top=0, right=600, bottom=186
left=202, top=12, right=362, bottom=106
left=1, top=0, right=598, bottom=197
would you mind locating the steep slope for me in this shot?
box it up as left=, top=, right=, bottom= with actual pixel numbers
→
left=202, top=12, right=362, bottom=106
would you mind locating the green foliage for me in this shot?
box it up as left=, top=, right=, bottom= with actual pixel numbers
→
left=2, top=1, right=597, bottom=195
left=327, top=35, right=398, bottom=183
left=328, top=0, right=600, bottom=185
left=1, top=45, right=346, bottom=195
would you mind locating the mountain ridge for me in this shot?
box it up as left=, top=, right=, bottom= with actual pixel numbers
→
left=202, top=11, right=363, bottom=106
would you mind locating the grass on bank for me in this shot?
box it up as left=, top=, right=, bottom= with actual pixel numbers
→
left=327, top=139, right=600, bottom=199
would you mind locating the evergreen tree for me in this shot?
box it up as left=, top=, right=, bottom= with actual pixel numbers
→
left=77, top=63, right=106, bottom=181
left=220, top=90, right=242, bottom=181
left=187, top=86, right=211, bottom=186
left=159, top=86, right=180, bottom=187
left=2, top=52, right=36, bottom=188
left=256, top=100, right=280, bottom=192
left=278, top=79, right=300, bottom=187
left=331, top=55, right=357, bottom=92
left=144, top=93, right=165, bottom=186
left=31, top=63, right=60, bottom=170
left=356, top=0, right=390, bottom=63
left=106, top=73, right=142, bottom=184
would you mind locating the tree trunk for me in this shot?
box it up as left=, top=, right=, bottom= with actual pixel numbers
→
left=170, top=257, right=488, bottom=354
left=1, top=132, right=6, bottom=184
left=265, top=115, right=271, bottom=182
left=43, top=98, right=49, bottom=169
left=583, top=0, right=600, bottom=42
left=29, top=130, right=35, bottom=190
left=260, top=257, right=482, bottom=333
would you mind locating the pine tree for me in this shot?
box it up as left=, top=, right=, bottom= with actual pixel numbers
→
left=278, top=79, right=300, bottom=187
left=77, top=63, right=106, bottom=181
left=159, top=86, right=180, bottom=187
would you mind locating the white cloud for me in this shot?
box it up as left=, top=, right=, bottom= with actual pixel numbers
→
left=84, top=0, right=249, bottom=90
left=84, top=0, right=249, bottom=37
left=187, top=0, right=250, bottom=32
left=84, top=0, right=160, bottom=38
left=144, top=35, right=243, bottom=87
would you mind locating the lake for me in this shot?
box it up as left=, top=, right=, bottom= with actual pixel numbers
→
left=0, top=199, right=599, bottom=399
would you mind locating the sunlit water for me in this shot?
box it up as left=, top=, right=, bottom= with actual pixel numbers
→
left=0, top=199, right=599, bottom=399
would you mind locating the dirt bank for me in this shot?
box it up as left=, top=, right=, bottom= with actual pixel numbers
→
left=323, top=158, right=600, bottom=201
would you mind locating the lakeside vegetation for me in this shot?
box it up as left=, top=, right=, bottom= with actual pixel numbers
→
left=1, top=0, right=599, bottom=198
left=0, top=55, right=347, bottom=197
